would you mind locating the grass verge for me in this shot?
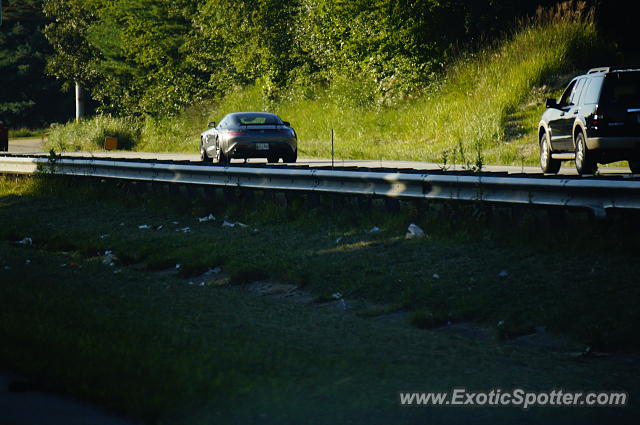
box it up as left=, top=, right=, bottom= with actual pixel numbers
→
left=1, top=175, right=639, bottom=349
left=7, top=127, right=46, bottom=139
left=1, top=175, right=639, bottom=423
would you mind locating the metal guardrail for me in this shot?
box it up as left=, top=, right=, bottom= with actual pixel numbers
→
left=1, top=154, right=640, bottom=217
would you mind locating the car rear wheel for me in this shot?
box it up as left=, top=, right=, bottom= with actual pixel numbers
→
left=540, top=132, right=560, bottom=174
left=575, top=132, right=597, bottom=175
left=214, top=143, right=228, bottom=165
left=201, top=141, right=212, bottom=163
left=283, top=150, right=297, bottom=163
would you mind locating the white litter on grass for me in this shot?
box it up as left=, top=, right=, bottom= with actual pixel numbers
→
left=102, top=250, right=116, bottom=266
left=138, top=224, right=150, bottom=229
left=366, top=226, right=382, bottom=234
left=222, top=220, right=248, bottom=228
left=177, top=227, right=191, bottom=233
left=17, top=237, right=33, bottom=245
left=498, top=270, right=509, bottom=277
left=340, top=298, right=350, bottom=311
left=198, top=214, right=216, bottom=222
left=335, top=236, right=343, bottom=244
left=175, top=264, right=181, bottom=269
left=405, top=223, right=425, bottom=239
left=331, top=292, right=343, bottom=300
left=171, top=221, right=179, bottom=225
left=99, top=234, right=110, bottom=239
left=432, top=273, right=440, bottom=279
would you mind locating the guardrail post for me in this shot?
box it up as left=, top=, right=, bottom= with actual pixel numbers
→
left=547, top=208, right=565, bottom=227
left=308, top=192, right=322, bottom=208
left=168, top=182, right=180, bottom=197
left=223, top=187, right=236, bottom=202
left=357, top=195, right=372, bottom=211
left=203, top=186, right=217, bottom=204
left=384, top=197, right=400, bottom=213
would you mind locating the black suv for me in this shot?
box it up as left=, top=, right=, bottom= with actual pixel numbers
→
left=539, top=67, right=640, bottom=174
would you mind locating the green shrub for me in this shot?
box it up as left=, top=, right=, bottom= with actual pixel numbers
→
left=45, top=115, right=142, bottom=152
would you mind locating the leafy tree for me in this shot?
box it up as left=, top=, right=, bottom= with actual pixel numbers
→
left=0, top=0, right=72, bottom=127
left=39, top=0, right=616, bottom=118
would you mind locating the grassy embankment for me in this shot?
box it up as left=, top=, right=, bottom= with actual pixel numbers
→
left=46, top=8, right=603, bottom=166
left=1, top=175, right=640, bottom=423
left=7, top=128, right=47, bottom=139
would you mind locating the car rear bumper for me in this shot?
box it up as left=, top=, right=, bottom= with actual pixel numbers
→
left=226, top=140, right=296, bottom=159
left=586, top=136, right=640, bottom=150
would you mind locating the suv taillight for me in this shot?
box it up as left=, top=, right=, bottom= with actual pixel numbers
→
left=591, top=107, right=604, bottom=126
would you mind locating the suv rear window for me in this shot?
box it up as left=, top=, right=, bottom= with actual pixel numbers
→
left=600, top=72, right=640, bottom=104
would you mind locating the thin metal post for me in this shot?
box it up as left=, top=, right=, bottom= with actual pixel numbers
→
left=331, top=128, right=334, bottom=170
left=75, top=82, right=84, bottom=121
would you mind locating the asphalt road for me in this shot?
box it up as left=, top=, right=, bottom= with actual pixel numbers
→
left=5, top=137, right=631, bottom=175
left=0, top=371, right=137, bottom=425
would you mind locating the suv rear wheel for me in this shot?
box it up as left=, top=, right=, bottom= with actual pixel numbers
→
left=540, top=131, right=560, bottom=174
left=575, top=132, right=597, bottom=175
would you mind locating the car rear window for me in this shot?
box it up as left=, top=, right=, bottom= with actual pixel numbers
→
left=235, top=114, right=282, bottom=125
left=601, top=72, right=640, bottom=104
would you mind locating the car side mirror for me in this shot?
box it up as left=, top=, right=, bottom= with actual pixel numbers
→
left=545, top=98, right=559, bottom=109
left=282, top=121, right=291, bottom=127
left=208, top=121, right=216, bottom=128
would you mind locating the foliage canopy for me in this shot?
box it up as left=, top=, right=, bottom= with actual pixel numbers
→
left=42, top=0, right=568, bottom=116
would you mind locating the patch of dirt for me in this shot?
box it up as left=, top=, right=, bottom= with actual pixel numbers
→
left=167, top=269, right=627, bottom=359
left=243, top=281, right=315, bottom=304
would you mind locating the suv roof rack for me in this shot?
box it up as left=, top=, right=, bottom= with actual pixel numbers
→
left=587, top=67, right=610, bottom=74
left=587, top=66, right=640, bottom=74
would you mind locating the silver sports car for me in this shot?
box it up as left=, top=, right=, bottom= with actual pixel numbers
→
left=200, top=112, right=297, bottom=164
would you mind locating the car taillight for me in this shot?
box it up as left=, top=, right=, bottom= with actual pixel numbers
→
left=591, top=107, right=603, bottom=126
left=227, top=131, right=245, bottom=136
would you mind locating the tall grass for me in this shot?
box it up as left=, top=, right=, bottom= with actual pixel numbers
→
left=45, top=2, right=600, bottom=165
left=46, top=115, right=141, bottom=152
left=7, top=128, right=46, bottom=139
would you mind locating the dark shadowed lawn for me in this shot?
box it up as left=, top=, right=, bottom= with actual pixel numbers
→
left=0, top=176, right=639, bottom=424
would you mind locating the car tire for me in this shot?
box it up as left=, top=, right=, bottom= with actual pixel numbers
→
left=267, top=155, right=279, bottom=163
left=540, top=132, right=560, bottom=174
left=628, top=158, right=640, bottom=174
left=283, top=150, right=297, bottom=163
left=575, top=132, right=597, bottom=175
left=214, top=144, right=229, bottom=165
left=201, top=141, right=212, bottom=163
